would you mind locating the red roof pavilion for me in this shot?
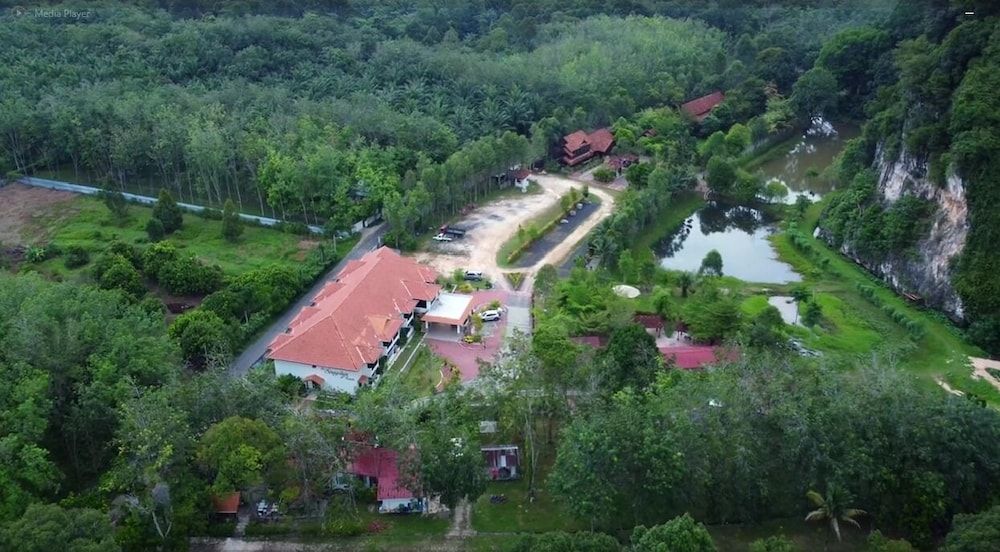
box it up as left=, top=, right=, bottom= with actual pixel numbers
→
left=680, top=91, right=725, bottom=122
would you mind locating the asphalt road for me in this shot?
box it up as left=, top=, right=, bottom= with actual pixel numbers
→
left=228, top=223, right=387, bottom=378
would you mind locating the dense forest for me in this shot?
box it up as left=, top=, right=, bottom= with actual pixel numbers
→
left=0, top=0, right=891, bottom=243
left=2, top=1, right=1000, bottom=550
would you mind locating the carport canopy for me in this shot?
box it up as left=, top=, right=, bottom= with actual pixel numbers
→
left=422, top=292, right=474, bottom=331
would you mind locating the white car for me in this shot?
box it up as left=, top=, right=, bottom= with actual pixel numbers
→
left=433, top=233, right=453, bottom=242
left=480, top=309, right=502, bottom=322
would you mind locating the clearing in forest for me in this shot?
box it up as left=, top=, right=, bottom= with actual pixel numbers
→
left=0, top=183, right=80, bottom=245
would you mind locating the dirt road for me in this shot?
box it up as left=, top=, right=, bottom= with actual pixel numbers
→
left=416, top=174, right=614, bottom=290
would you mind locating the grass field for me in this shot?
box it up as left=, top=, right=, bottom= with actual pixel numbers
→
left=396, top=338, right=444, bottom=397
left=771, top=201, right=993, bottom=404
left=27, top=195, right=331, bottom=280
left=471, top=442, right=582, bottom=534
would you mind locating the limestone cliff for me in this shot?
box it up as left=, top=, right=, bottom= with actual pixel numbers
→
left=824, top=146, right=969, bottom=321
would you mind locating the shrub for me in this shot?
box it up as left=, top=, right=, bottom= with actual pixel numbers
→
left=142, top=241, right=179, bottom=278
left=277, top=221, right=310, bottom=235
left=107, top=240, right=142, bottom=268
left=203, top=521, right=236, bottom=538
left=593, top=166, right=616, bottom=183
left=750, top=535, right=796, bottom=552
left=98, top=255, right=146, bottom=299
left=221, top=199, right=243, bottom=242
left=632, top=514, right=716, bottom=551
left=513, top=531, right=620, bottom=552
left=64, top=245, right=90, bottom=269
left=151, top=189, right=183, bottom=234
left=199, top=207, right=223, bottom=220
left=99, top=188, right=129, bottom=223
left=324, top=517, right=366, bottom=537
left=145, top=217, right=165, bottom=242
left=867, top=531, right=915, bottom=552
left=158, top=255, right=224, bottom=296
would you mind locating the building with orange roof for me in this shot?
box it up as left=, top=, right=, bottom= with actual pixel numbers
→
left=680, top=91, right=725, bottom=122
left=561, top=127, right=615, bottom=166
left=267, top=247, right=471, bottom=394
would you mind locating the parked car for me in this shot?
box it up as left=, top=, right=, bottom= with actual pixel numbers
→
left=464, top=270, right=483, bottom=280
left=480, top=309, right=502, bottom=321
left=433, top=233, right=453, bottom=242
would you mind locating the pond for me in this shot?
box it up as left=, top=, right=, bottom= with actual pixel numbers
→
left=654, top=119, right=857, bottom=284
left=655, top=202, right=801, bottom=283
left=756, top=118, right=860, bottom=204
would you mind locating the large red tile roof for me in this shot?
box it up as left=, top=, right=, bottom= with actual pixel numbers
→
left=563, top=130, right=590, bottom=152
left=587, top=128, right=615, bottom=154
left=267, top=247, right=439, bottom=371
left=680, top=91, right=725, bottom=122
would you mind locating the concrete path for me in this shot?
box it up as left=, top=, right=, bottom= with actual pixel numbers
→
left=228, top=223, right=386, bottom=377
left=505, top=292, right=532, bottom=338
left=446, top=498, right=476, bottom=539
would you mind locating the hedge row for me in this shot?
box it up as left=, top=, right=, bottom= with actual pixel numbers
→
left=856, top=283, right=925, bottom=339
left=506, top=189, right=587, bottom=264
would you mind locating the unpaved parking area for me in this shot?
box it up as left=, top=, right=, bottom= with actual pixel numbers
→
left=0, top=182, right=80, bottom=244
left=415, top=174, right=614, bottom=290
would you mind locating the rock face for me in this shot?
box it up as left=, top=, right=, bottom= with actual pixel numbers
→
left=829, top=145, right=969, bottom=321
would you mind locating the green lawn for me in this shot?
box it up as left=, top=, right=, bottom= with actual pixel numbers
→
left=771, top=202, right=992, bottom=404
left=471, top=445, right=582, bottom=534
left=398, top=342, right=443, bottom=397
left=32, top=196, right=319, bottom=277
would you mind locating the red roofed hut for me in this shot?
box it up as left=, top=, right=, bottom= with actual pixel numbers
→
left=349, top=446, right=426, bottom=514
left=680, top=91, right=725, bottom=122
left=212, top=492, right=241, bottom=520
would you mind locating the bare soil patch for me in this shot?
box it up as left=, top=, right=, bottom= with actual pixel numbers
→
left=0, top=183, right=80, bottom=244
left=970, top=357, right=1000, bottom=393
left=294, top=239, right=320, bottom=261
left=416, top=174, right=614, bottom=291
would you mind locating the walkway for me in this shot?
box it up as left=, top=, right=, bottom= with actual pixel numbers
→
left=445, top=498, right=476, bottom=539
left=228, top=223, right=387, bottom=377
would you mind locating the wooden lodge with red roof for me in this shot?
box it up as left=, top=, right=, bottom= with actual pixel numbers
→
left=561, top=127, right=615, bottom=166
left=348, top=446, right=427, bottom=514
left=680, top=91, right=725, bottom=122
left=266, top=247, right=472, bottom=395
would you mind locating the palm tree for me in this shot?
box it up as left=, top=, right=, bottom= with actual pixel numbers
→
left=805, top=486, right=867, bottom=542
left=677, top=271, right=695, bottom=298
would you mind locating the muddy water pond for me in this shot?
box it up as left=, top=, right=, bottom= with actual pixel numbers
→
left=757, top=119, right=860, bottom=203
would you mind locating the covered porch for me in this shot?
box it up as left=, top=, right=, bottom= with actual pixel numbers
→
left=421, top=292, right=474, bottom=339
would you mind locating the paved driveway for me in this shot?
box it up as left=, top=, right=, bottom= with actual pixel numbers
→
left=425, top=290, right=515, bottom=382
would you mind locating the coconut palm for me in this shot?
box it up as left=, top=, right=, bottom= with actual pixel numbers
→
left=805, top=485, right=867, bottom=542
